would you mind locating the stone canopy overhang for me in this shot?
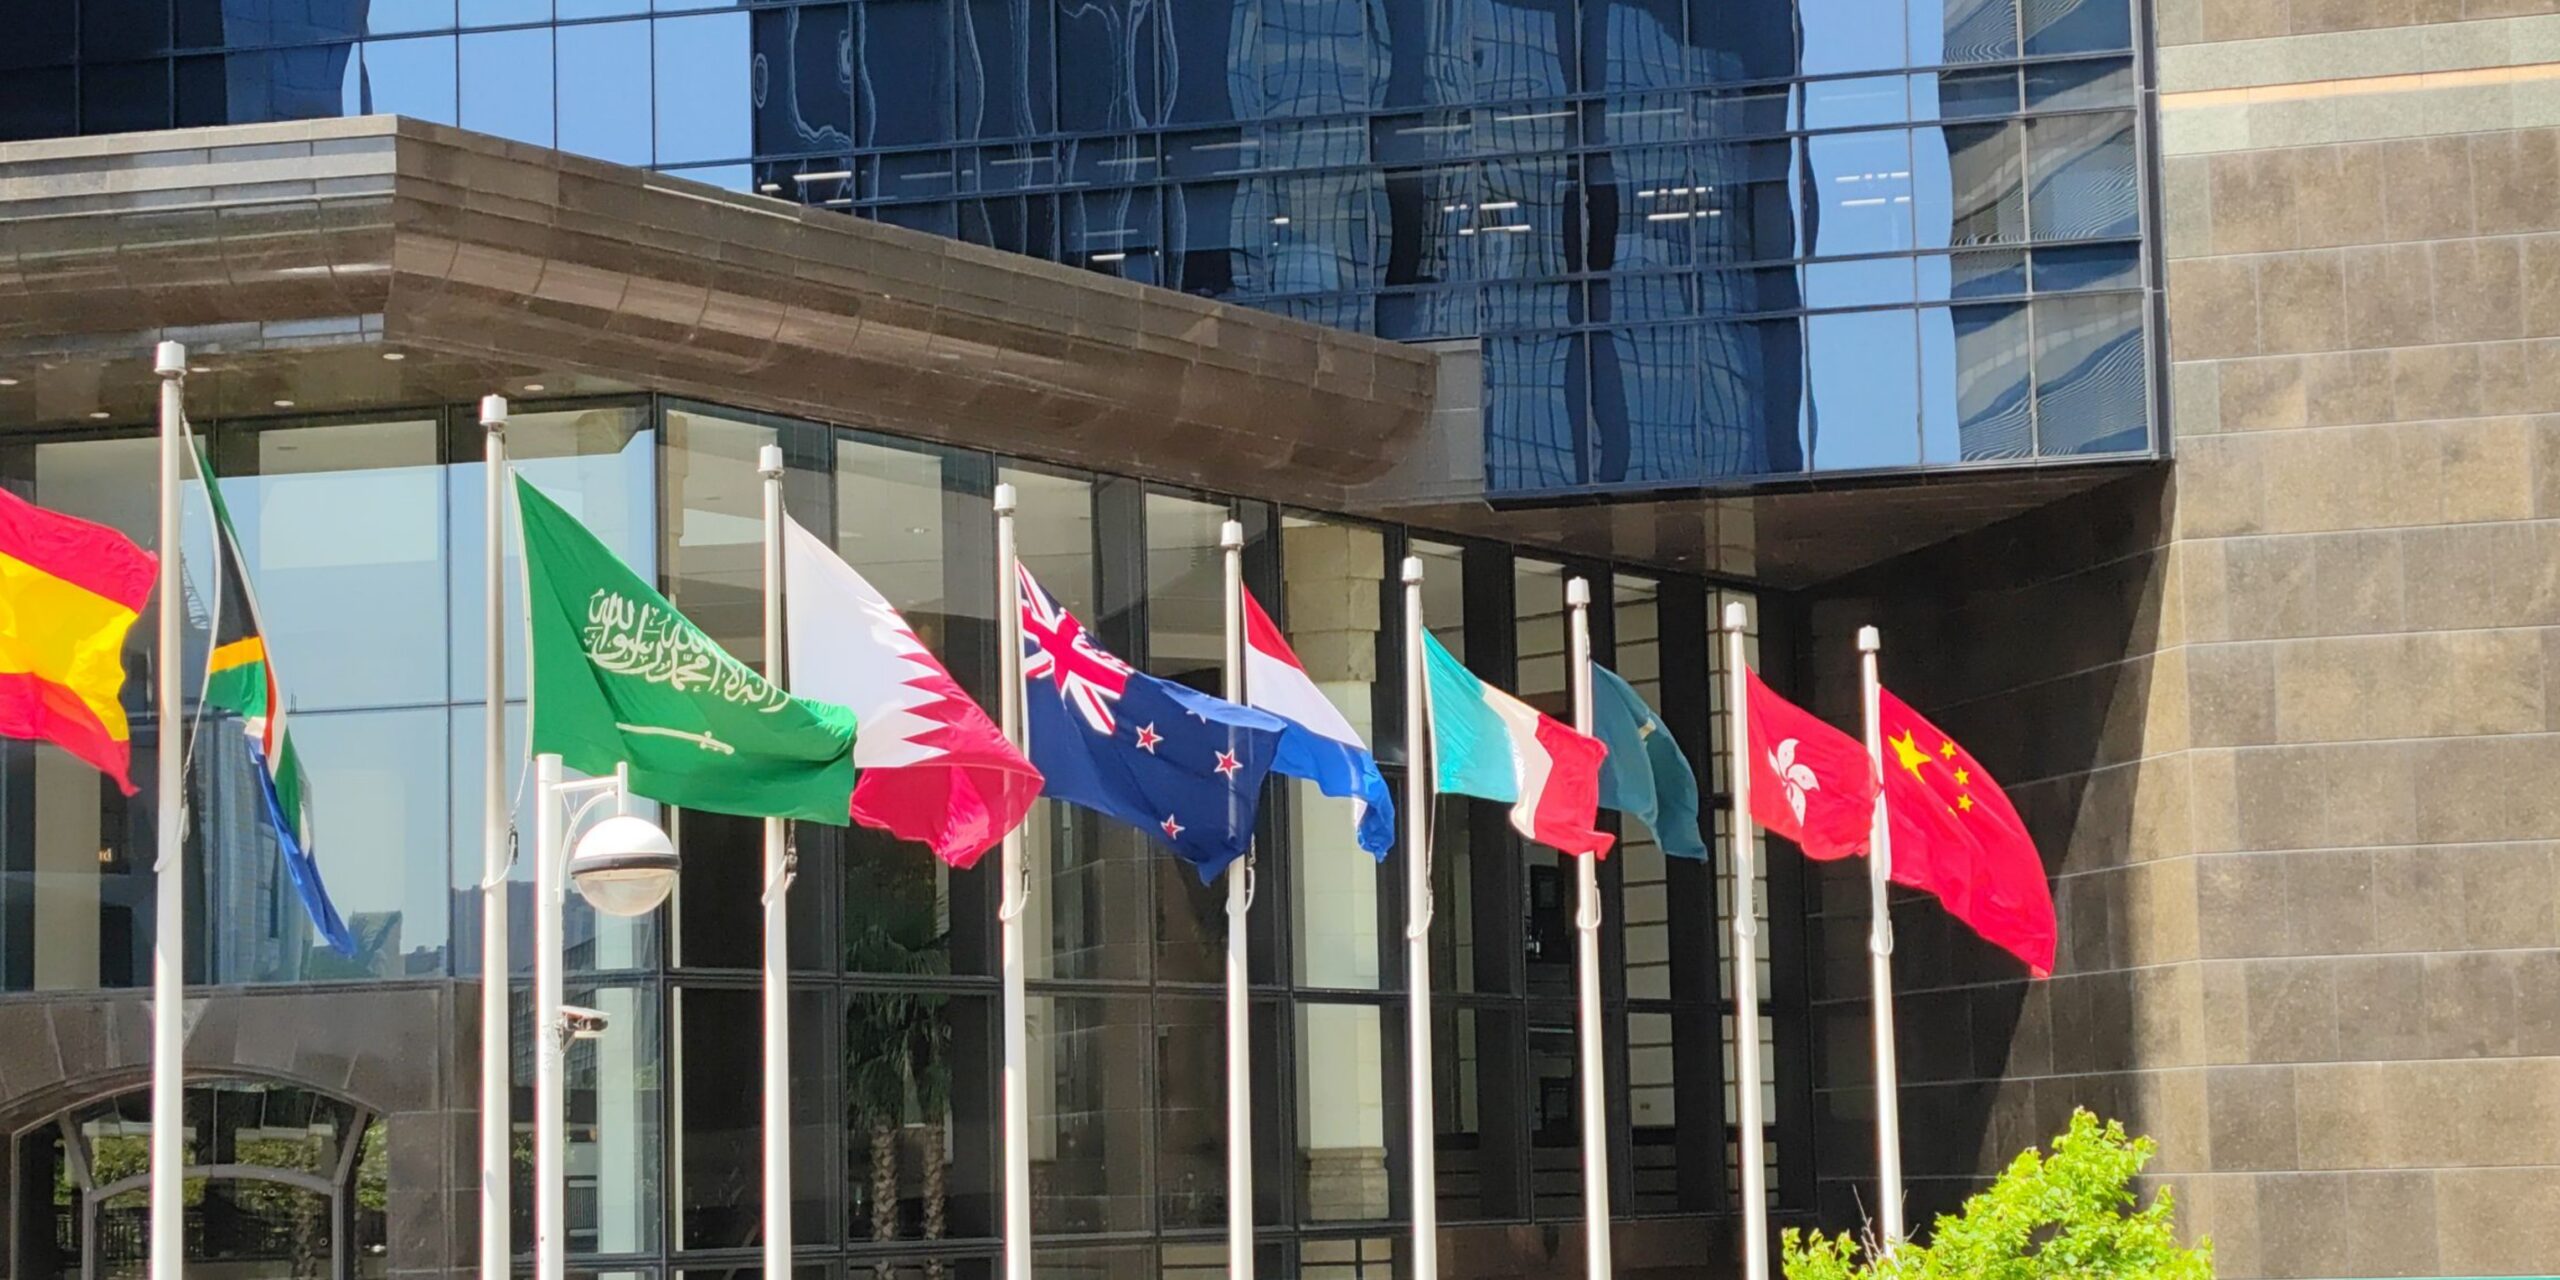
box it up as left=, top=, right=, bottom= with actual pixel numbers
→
left=0, top=116, right=1437, bottom=510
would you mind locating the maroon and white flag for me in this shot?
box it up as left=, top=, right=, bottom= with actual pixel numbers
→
left=781, top=518, right=1042, bottom=868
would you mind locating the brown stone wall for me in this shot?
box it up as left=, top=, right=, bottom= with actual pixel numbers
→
left=1803, top=4, right=2560, bottom=1275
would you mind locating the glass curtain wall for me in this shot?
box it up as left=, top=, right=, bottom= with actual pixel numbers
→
left=0, top=392, right=1777, bottom=1278
left=9, top=0, right=2155, bottom=494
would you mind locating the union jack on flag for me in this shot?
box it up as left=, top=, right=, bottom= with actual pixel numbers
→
left=1019, top=564, right=1133, bottom=734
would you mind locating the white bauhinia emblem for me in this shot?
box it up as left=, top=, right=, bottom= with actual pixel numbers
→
left=1769, top=738, right=1820, bottom=825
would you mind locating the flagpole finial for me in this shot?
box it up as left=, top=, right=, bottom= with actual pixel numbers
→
left=154, top=341, right=186, bottom=378
left=994, top=482, right=1017, bottom=516
left=1401, top=555, right=1422, bottom=585
left=757, top=444, right=784, bottom=480
left=1565, top=576, right=1589, bottom=607
left=1220, top=519, right=1243, bottom=551
left=1858, top=625, right=1881, bottom=653
left=481, top=394, right=509, bottom=427
left=1722, top=599, right=1748, bottom=631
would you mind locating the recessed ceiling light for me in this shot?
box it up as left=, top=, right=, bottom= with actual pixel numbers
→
left=272, top=399, right=295, bottom=408
left=188, top=365, right=210, bottom=374
left=88, top=411, right=110, bottom=420
left=382, top=351, right=406, bottom=361
left=523, top=383, right=546, bottom=392
left=0, top=377, right=17, bottom=387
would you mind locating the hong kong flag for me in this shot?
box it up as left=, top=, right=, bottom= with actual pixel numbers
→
left=1742, top=669, right=1877, bottom=861
left=1876, top=688, right=2056, bottom=977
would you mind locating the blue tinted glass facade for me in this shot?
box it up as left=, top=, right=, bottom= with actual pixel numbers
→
left=0, top=0, right=2151, bottom=493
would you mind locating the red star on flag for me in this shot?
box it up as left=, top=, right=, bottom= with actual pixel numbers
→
left=1134, top=723, right=1163, bottom=752
left=1213, top=749, right=1241, bottom=778
left=1160, top=814, right=1185, bottom=839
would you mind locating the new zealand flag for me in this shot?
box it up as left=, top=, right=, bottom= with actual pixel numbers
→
left=1018, top=565, right=1285, bottom=882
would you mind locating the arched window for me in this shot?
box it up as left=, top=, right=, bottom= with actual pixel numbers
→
left=15, top=1080, right=386, bottom=1280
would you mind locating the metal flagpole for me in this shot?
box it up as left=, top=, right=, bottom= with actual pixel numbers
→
left=1401, top=555, right=1438, bottom=1280
left=1723, top=600, right=1770, bottom=1280
left=479, top=395, right=512, bottom=1280
left=1565, top=578, right=1612, bottom=1279
left=532, top=753, right=567, bottom=1280
left=1219, top=519, right=1256, bottom=1280
left=994, top=483, right=1033, bottom=1280
left=1857, top=626, right=1905, bottom=1248
left=150, top=340, right=187, bottom=1280
left=757, top=445, right=794, bottom=1280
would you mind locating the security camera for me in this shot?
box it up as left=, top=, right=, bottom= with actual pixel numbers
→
left=559, top=1005, right=610, bottom=1040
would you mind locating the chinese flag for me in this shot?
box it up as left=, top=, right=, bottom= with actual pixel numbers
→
left=1742, top=670, right=1876, bottom=861
left=1877, top=688, right=2057, bottom=977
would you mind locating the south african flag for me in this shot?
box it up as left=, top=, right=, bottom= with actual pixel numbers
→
left=197, top=445, right=354, bottom=958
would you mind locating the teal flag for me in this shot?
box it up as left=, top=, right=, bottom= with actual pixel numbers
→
left=1590, top=662, right=1707, bottom=860
left=516, top=474, right=856, bottom=824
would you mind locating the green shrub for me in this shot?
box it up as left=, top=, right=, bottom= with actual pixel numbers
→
left=1782, top=1110, right=2212, bottom=1280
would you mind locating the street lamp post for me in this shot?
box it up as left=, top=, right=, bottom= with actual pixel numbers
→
left=530, top=758, right=676, bottom=1280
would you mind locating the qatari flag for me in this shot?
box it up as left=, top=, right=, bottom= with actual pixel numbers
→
left=782, top=518, right=1042, bottom=868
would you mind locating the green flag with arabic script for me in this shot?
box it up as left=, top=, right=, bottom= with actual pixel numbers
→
left=516, top=474, right=856, bottom=824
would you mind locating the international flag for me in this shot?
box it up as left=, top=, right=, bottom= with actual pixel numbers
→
left=517, top=475, right=857, bottom=824
left=1740, top=668, right=1876, bottom=861
left=196, top=448, right=356, bottom=957
left=1241, top=588, right=1393, bottom=858
left=1589, top=662, right=1706, bottom=860
left=0, top=487, right=155, bottom=794
left=1421, top=631, right=1611, bottom=857
left=1876, top=687, right=2056, bottom=976
left=781, top=516, right=1041, bottom=869
left=1018, top=564, right=1285, bottom=882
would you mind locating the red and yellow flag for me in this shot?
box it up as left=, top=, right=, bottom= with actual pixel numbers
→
left=1878, top=688, right=2057, bottom=977
left=0, top=488, right=156, bottom=794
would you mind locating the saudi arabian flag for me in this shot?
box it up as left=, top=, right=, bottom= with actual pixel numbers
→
left=515, top=474, right=857, bottom=824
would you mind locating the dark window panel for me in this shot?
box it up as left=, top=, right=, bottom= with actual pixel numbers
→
left=1590, top=324, right=1704, bottom=485
left=0, top=0, right=78, bottom=69
left=1700, top=317, right=1804, bottom=476
left=859, top=0, right=956, bottom=148
left=2031, top=240, right=2138, bottom=291
left=83, top=0, right=174, bottom=60
left=1257, top=0, right=1373, bottom=119
left=1057, top=0, right=1162, bottom=133
left=1164, top=0, right=1247, bottom=126
left=222, top=46, right=358, bottom=124
left=1590, top=0, right=1689, bottom=95
left=81, top=61, right=174, bottom=136
left=754, top=2, right=854, bottom=157
left=676, top=984, right=837, bottom=1249
left=1687, top=0, right=1798, bottom=83
left=1927, top=66, right=2019, bottom=118
left=1932, top=117, right=2027, bottom=246
left=961, top=0, right=1054, bottom=140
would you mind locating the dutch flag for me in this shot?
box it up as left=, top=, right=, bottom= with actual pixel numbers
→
left=1242, top=588, right=1397, bottom=858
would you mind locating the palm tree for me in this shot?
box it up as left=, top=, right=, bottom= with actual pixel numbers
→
left=842, top=850, right=952, bottom=1280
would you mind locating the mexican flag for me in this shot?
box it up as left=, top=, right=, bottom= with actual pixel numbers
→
left=515, top=475, right=857, bottom=824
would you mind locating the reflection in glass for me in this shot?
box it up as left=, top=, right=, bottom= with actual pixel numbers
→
left=2033, top=293, right=2147, bottom=455
left=677, top=984, right=834, bottom=1248
left=515, top=979, right=664, bottom=1256
left=1925, top=0, right=2021, bottom=63
left=450, top=703, right=660, bottom=976
left=755, top=4, right=853, bottom=156
left=460, top=27, right=553, bottom=146
left=1278, top=515, right=1389, bottom=990
left=1940, top=302, right=2034, bottom=459
left=2024, top=0, right=2134, bottom=55
left=655, top=13, right=752, bottom=165
left=346, top=36, right=452, bottom=125
left=1936, top=119, right=2025, bottom=246
left=1806, top=130, right=1915, bottom=257
left=2026, top=111, right=2137, bottom=241
left=1700, top=318, right=1804, bottom=477
left=963, top=0, right=1056, bottom=139
left=1297, top=1001, right=1390, bottom=1221
left=1627, top=1010, right=1681, bottom=1210
left=1028, top=993, right=1154, bottom=1234
left=862, top=0, right=957, bottom=148
left=558, top=20, right=652, bottom=166
left=1806, top=309, right=1921, bottom=471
